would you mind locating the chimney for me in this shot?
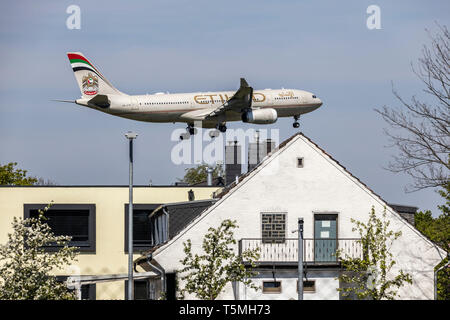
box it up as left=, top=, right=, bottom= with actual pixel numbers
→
left=248, top=135, right=276, bottom=172
left=225, top=140, right=241, bottom=186
left=188, top=189, right=195, bottom=201
left=206, top=167, right=213, bottom=186
left=266, top=138, right=273, bottom=154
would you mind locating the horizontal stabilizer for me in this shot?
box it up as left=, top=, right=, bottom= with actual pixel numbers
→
left=51, top=99, right=76, bottom=103
left=88, top=94, right=110, bottom=108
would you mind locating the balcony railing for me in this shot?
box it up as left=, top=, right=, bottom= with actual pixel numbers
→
left=238, top=238, right=362, bottom=264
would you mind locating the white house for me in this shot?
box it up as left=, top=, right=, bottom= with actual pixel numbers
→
left=136, top=132, right=446, bottom=300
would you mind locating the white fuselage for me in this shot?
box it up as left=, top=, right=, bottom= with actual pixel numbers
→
left=76, top=88, right=322, bottom=128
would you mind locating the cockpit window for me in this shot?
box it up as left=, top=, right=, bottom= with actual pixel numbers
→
left=312, top=95, right=317, bottom=99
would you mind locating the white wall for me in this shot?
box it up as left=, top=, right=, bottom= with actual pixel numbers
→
left=240, top=270, right=340, bottom=300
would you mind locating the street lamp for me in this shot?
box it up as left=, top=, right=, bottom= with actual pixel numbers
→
left=125, top=131, right=138, bottom=300
left=298, top=218, right=304, bottom=301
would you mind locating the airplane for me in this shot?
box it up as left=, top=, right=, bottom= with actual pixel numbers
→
left=62, top=52, right=323, bottom=140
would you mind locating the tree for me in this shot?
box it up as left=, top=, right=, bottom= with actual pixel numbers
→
left=414, top=182, right=449, bottom=300
left=179, top=219, right=260, bottom=300
left=0, top=204, right=78, bottom=300
left=178, top=163, right=223, bottom=185
left=0, top=162, right=38, bottom=186
left=337, top=207, right=412, bottom=300
left=375, top=24, right=449, bottom=192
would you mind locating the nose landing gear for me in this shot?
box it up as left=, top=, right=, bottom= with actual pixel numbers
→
left=293, top=115, right=300, bottom=128
left=188, top=126, right=197, bottom=135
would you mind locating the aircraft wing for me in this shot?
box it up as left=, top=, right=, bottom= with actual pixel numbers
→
left=205, top=78, right=253, bottom=119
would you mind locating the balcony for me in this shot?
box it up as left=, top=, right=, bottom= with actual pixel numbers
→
left=238, top=238, right=362, bottom=266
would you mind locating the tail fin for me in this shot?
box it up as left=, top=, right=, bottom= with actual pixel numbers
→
left=67, top=52, right=125, bottom=98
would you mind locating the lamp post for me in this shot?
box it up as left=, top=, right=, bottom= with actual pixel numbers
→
left=125, top=131, right=138, bottom=300
left=298, top=218, right=304, bottom=301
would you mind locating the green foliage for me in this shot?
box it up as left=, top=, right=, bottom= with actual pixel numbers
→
left=414, top=182, right=450, bottom=300
left=437, top=181, right=450, bottom=217
left=179, top=163, right=222, bottom=185
left=337, top=207, right=412, bottom=300
left=415, top=210, right=449, bottom=252
left=434, top=257, right=449, bottom=300
left=0, top=162, right=38, bottom=185
left=0, top=204, right=79, bottom=300
left=179, top=219, right=260, bottom=300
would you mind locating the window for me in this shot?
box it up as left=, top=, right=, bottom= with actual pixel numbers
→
left=124, top=204, right=161, bottom=253
left=263, top=281, right=282, bottom=293
left=24, top=204, right=96, bottom=253
left=166, top=272, right=177, bottom=301
left=125, top=279, right=150, bottom=300
left=261, top=213, right=286, bottom=243
left=297, top=280, right=316, bottom=293
left=297, top=157, right=304, bottom=168
left=70, top=284, right=96, bottom=300
left=80, top=284, right=96, bottom=299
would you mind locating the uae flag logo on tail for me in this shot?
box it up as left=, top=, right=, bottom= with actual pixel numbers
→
left=82, top=73, right=98, bottom=95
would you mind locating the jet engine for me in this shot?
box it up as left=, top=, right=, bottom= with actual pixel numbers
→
left=241, top=108, right=278, bottom=124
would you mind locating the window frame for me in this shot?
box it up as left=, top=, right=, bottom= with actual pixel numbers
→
left=23, top=204, right=96, bottom=253
left=297, top=280, right=316, bottom=293
left=262, top=281, right=282, bottom=294
left=297, top=157, right=304, bottom=168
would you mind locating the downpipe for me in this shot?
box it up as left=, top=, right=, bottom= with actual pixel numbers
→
left=140, top=253, right=166, bottom=299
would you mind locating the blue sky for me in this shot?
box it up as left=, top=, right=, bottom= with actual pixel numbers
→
left=0, top=1, right=448, bottom=216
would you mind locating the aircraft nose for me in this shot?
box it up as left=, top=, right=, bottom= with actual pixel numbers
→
left=317, top=98, right=323, bottom=107
left=312, top=94, right=322, bottom=108
left=310, top=93, right=322, bottom=107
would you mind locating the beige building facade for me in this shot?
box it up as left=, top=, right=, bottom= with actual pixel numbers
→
left=0, top=185, right=220, bottom=299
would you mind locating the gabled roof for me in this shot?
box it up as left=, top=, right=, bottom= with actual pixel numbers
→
left=136, top=132, right=447, bottom=265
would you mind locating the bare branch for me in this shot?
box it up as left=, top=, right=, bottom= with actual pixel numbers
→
left=375, top=23, right=450, bottom=192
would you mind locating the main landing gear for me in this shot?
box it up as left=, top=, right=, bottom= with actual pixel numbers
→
left=208, top=123, right=227, bottom=139
left=293, top=115, right=300, bottom=128
left=179, top=123, right=227, bottom=140
left=218, top=124, right=227, bottom=133
left=179, top=124, right=198, bottom=140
